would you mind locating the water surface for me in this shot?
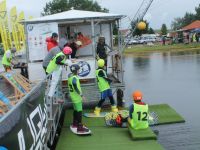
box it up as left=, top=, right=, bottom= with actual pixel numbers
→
left=123, top=50, right=200, bottom=150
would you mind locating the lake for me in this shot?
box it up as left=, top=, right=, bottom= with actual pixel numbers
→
left=123, top=50, right=200, bottom=150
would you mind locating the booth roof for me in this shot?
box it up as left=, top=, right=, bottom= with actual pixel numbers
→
left=182, top=20, right=200, bottom=31
left=24, top=10, right=125, bottom=24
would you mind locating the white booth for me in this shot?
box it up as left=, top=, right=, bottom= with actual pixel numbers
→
left=23, top=10, right=125, bottom=83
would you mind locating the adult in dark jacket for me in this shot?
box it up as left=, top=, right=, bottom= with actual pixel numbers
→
left=96, top=36, right=112, bottom=67
left=68, top=40, right=82, bottom=58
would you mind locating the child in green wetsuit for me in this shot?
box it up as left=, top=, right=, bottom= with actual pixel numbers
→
left=128, top=90, right=149, bottom=130
left=94, top=59, right=118, bottom=116
left=68, top=64, right=90, bottom=133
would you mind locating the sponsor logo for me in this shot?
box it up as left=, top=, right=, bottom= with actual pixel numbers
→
left=78, top=61, right=91, bottom=77
left=18, top=103, right=48, bottom=150
left=27, top=25, right=33, bottom=32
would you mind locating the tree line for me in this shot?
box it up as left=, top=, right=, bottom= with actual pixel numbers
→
left=41, top=0, right=171, bottom=36
left=171, top=4, right=200, bottom=30
left=41, top=0, right=108, bottom=16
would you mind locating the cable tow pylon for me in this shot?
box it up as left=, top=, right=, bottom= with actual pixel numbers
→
left=122, top=0, right=154, bottom=51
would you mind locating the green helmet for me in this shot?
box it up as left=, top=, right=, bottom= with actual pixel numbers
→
left=98, top=59, right=105, bottom=67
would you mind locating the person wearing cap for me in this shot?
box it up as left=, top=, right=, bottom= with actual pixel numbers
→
left=46, top=32, right=58, bottom=51
left=43, top=38, right=68, bottom=73
left=68, top=64, right=90, bottom=133
left=46, top=46, right=72, bottom=74
left=68, top=40, right=82, bottom=58
left=128, top=90, right=149, bottom=130
left=1, top=48, right=16, bottom=72
left=94, top=59, right=118, bottom=116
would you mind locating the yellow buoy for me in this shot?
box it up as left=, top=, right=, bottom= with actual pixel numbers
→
left=137, top=22, right=146, bottom=30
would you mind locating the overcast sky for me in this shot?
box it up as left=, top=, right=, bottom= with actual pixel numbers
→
left=5, top=0, right=200, bottom=29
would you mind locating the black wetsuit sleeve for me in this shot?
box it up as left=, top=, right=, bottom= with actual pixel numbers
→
left=72, top=77, right=81, bottom=95
left=55, top=55, right=65, bottom=65
left=98, top=70, right=105, bottom=77
left=129, top=104, right=134, bottom=119
left=96, top=45, right=100, bottom=55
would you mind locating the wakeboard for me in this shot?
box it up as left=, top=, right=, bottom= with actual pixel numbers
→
left=84, top=112, right=107, bottom=118
left=70, top=125, right=91, bottom=135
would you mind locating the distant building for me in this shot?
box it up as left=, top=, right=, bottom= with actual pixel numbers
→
left=119, top=29, right=131, bottom=37
left=181, top=20, right=200, bottom=32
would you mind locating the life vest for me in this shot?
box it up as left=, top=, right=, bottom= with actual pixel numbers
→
left=46, top=52, right=66, bottom=74
left=68, top=74, right=82, bottom=103
left=130, top=103, right=149, bottom=130
left=95, top=69, right=110, bottom=92
left=2, top=51, right=12, bottom=66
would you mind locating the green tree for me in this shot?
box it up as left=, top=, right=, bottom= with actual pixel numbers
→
left=171, top=4, right=200, bottom=30
left=42, top=0, right=108, bottom=16
left=161, top=24, right=167, bottom=35
left=148, top=27, right=155, bottom=34
left=171, top=17, right=184, bottom=30
left=113, top=22, right=118, bottom=35
left=195, top=4, right=200, bottom=19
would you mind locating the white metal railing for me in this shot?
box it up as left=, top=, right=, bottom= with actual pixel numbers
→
left=45, top=66, right=64, bottom=147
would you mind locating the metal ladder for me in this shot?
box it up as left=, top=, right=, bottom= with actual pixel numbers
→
left=44, top=67, right=64, bottom=147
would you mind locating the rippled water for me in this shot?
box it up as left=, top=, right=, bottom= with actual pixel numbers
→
left=123, top=50, right=200, bottom=150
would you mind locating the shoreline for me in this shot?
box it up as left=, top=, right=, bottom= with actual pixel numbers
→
left=124, top=43, right=200, bottom=54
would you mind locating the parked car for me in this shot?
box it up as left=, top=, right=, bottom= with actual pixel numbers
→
left=124, top=38, right=139, bottom=45
left=138, top=37, right=156, bottom=44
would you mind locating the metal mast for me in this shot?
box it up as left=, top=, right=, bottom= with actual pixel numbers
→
left=122, top=0, right=154, bottom=50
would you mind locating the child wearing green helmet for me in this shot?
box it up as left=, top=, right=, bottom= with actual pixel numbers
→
left=94, top=59, right=118, bottom=116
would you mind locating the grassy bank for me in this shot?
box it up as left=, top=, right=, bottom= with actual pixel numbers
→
left=124, top=43, right=200, bottom=53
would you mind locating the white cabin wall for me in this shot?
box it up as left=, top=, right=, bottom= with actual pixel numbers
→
left=27, top=22, right=58, bottom=62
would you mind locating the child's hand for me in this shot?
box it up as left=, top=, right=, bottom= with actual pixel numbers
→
left=82, top=96, right=86, bottom=101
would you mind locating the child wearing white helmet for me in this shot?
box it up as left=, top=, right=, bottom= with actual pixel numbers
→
left=1, top=48, right=16, bottom=72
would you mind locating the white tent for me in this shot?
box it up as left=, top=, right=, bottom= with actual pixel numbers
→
left=24, top=10, right=125, bottom=24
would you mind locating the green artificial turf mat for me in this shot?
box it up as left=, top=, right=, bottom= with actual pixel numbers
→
left=149, top=104, right=185, bottom=125
left=58, top=103, right=184, bottom=150
left=63, top=104, right=185, bottom=127
left=128, top=124, right=157, bottom=140
left=56, top=126, right=163, bottom=150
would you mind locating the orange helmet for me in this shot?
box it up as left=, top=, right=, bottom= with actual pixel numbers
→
left=132, top=90, right=142, bottom=101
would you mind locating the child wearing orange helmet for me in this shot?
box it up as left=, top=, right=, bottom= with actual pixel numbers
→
left=128, top=90, right=149, bottom=130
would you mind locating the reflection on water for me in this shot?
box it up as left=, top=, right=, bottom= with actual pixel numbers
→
left=124, top=50, right=200, bottom=150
